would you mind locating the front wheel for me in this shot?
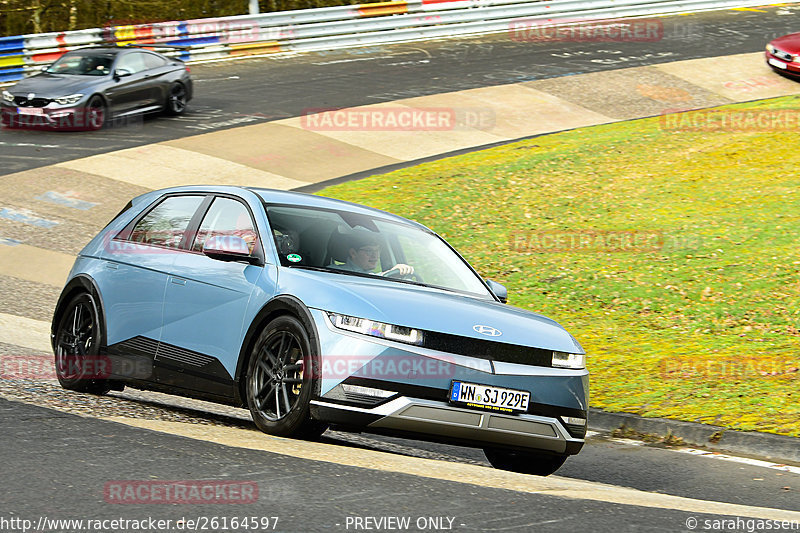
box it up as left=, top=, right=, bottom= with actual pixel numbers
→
left=53, top=293, right=110, bottom=395
left=84, top=96, right=106, bottom=131
left=483, top=448, right=568, bottom=476
left=246, top=316, right=327, bottom=439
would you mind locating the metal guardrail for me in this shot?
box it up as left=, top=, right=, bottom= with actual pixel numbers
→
left=0, top=0, right=781, bottom=83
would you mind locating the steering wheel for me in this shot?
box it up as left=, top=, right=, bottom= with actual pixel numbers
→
left=383, top=267, right=422, bottom=282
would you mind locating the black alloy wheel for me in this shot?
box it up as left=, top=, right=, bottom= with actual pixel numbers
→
left=246, top=315, right=327, bottom=438
left=53, top=293, right=110, bottom=394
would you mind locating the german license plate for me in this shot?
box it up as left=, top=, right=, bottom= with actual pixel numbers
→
left=17, top=107, right=43, bottom=115
left=768, top=57, right=788, bottom=70
left=449, top=381, right=530, bottom=413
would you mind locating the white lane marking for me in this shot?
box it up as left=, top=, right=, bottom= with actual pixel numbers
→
left=194, top=76, right=241, bottom=82
left=586, top=430, right=600, bottom=438
left=676, top=448, right=800, bottom=475
left=0, top=141, right=61, bottom=149
left=0, top=313, right=52, bottom=353
left=312, top=57, right=381, bottom=65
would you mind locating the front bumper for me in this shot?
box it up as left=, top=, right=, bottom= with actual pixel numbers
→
left=312, top=396, right=584, bottom=455
left=765, top=51, right=800, bottom=77
left=309, top=308, right=588, bottom=455
left=1, top=103, right=92, bottom=128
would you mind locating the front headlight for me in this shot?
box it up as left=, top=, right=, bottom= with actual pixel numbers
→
left=552, top=351, right=585, bottom=369
left=794, top=54, right=800, bottom=63
left=327, top=312, right=423, bottom=345
left=54, top=93, right=83, bottom=105
left=2, top=90, right=13, bottom=103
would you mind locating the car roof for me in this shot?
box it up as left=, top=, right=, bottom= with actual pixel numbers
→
left=64, top=47, right=123, bottom=56
left=141, top=185, right=431, bottom=232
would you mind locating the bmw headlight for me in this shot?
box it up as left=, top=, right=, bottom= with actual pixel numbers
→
left=54, top=93, right=83, bottom=105
left=2, top=90, right=13, bottom=103
left=327, top=312, right=423, bottom=345
left=552, top=351, right=585, bottom=369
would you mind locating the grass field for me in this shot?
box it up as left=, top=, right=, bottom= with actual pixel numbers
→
left=319, top=95, right=800, bottom=437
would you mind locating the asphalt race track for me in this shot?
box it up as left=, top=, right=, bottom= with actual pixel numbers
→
left=1, top=4, right=800, bottom=532
left=1, top=6, right=800, bottom=174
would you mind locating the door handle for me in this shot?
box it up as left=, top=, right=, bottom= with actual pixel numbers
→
left=105, top=263, right=119, bottom=270
left=170, top=277, right=186, bottom=286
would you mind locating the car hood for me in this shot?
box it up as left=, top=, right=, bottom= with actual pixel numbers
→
left=278, top=268, right=584, bottom=354
left=771, top=32, right=800, bottom=53
left=9, top=74, right=99, bottom=98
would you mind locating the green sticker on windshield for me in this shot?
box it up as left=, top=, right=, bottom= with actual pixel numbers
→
left=287, top=253, right=302, bottom=263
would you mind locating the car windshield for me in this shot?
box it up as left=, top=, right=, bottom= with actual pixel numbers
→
left=47, top=53, right=114, bottom=76
left=265, top=204, right=492, bottom=298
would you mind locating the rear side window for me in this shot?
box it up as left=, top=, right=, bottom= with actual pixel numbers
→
left=192, top=197, right=258, bottom=254
left=142, top=52, right=167, bottom=70
left=129, top=196, right=204, bottom=248
left=116, top=51, right=148, bottom=74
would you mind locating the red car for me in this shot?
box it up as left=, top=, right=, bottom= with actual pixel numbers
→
left=766, top=32, right=800, bottom=78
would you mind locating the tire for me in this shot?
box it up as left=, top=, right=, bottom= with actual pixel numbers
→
left=53, top=292, right=111, bottom=395
left=84, top=96, right=106, bottom=131
left=165, top=82, right=187, bottom=115
left=483, top=448, right=568, bottom=476
left=245, top=315, right=327, bottom=439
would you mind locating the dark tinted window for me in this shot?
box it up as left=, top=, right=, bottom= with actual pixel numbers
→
left=130, top=196, right=203, bottom=248
left=48, top=53, right=113, bottom=76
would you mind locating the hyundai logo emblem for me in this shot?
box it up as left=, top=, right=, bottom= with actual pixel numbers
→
left=27, top=93, right=35, bottom=99
left=473, top=325, right=502, bottom=337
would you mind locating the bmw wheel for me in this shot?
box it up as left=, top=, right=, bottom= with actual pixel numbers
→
left=165, top=82, right=187, bottom=115
left=54, top=293, right=111, bottom=395
left=483, top=448, right=568, bottom=476
left=85, top=96, right=106, bottom=131
left=246, top=316, right=327, bottom=438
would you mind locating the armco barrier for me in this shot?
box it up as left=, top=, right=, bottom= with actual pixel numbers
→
left=0, top=0, right=781, bottom=84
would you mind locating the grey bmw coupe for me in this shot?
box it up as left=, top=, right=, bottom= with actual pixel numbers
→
left=1, top=46, right=192, bottom=130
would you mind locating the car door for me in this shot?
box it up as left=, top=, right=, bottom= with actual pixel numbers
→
left=100, top=194, right=206, bottom=377
left=140, top=51, right=172, bottom=106
left=158, top=195, right=264, bottom=399
left=106, top=51, right=154, bottom=115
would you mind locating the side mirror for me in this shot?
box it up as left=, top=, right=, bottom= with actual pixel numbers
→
left=486, top=279, right=508, bottom=303
left=202, top=235, right=261, bottom=265
left=114, top=68, right=132, bottom=80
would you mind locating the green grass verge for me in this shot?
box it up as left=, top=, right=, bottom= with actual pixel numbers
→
left=318, top=95, right=800, bottom=437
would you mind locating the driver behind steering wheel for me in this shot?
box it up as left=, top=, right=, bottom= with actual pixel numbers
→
left=335, top=229, right=414, bottom=277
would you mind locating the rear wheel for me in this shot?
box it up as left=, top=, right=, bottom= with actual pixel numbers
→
left=53, top=293, right=110, bottom=395
left=246, top=316, right=327, bottom=439
left=165, top=82, right=187, bottom=115
left=483, top=448, right=568, bottom=476
left=84, top=96, right=106, bottom=131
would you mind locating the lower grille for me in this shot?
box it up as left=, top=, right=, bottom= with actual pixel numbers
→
left=772, top=48, right=794, bottom=62
left=14, top=96, right=51, bottom=108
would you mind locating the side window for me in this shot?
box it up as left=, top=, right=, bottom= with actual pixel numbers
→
left=192, top=197, right=258, bottom=254
left=129, top=196, right=204, bottom=248
left=116, top=52, right=147, bottom=75
left=142, top=52, right=167, bottom=70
